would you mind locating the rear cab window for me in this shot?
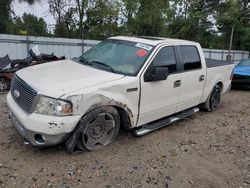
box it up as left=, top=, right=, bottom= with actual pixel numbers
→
left=179, top=46, right=201, bottom=71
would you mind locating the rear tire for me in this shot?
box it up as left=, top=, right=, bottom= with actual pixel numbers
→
left=66, top=106, right=120, bottom=153
left=11, top=59, right=28, bottom=70
left=201, top=84, right=221, bottom=112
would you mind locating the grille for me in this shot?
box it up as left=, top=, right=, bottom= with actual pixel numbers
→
left=233, top=74, right=250, bottom=80
left=11, top=75, right=38, bottom=113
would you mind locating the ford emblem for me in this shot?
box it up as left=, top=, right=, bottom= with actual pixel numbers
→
left=14, top=90, right=20, bottom=98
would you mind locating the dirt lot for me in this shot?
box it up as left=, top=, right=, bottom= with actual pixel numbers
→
left=0, top=90, right=249, bottom=188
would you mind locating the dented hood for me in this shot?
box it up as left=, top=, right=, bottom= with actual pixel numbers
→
left=16, top=59, right=124, bottom=98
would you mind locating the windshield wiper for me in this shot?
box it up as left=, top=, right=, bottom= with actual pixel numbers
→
left=90, top=60, right=116, bottom=73
left=75, top=58, right=122, bottom=74
left=77, top=57, right=93, bottom=66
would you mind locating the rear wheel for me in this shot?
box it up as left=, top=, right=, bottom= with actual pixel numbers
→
left=66, top=106, right=120, bottom=153
left=201, top=84, right=221, bottom=112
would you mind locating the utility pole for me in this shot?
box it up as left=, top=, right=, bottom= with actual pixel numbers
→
left=81, top=29, right=84, bottom=54
left=80, top=0, right=84, bottom=54
left=25, top=24, right=29, bottom=57
left=228, top=25, right=234, bottom=62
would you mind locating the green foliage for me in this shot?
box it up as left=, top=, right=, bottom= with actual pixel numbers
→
left=8, top=13, right=48, bottom=36
left=131, top=0, right=169, bottom=36
left=0, top=0, right=38, bottom=33
left=168, top=0, right=218, bottom=42
left=1, top=0, right=250, bottom=52
left=0, top=0, right=12, bottom=33
left=84, top=0, right=120, bottom=39
left=54, top=7, right=78, bottom=38
left=216, top=0, right=250, bottom=51
left=241, top=27, right=250, bottom=51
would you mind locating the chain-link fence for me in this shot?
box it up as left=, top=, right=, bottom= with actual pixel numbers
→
left=203, top=48, right=249, bottom=64
left=0, top=34, right=249, bottom=64
left=0, top=34, right=99, bottom=59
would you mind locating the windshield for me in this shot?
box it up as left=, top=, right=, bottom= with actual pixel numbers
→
left=78, top=39, right=154, bottom=76
left=238, top=59, right=250, bottom=67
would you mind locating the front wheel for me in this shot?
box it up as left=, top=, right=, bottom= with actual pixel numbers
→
left=201, top=84, right=221, bottom=112
left=66, top=106, right=120, bottom=153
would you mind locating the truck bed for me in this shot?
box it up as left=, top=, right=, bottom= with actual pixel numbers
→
left=205, top=58, right=234, bottom=68
left=200, top=58, right=235, bottom=104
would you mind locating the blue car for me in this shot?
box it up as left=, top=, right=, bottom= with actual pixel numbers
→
left=232, top=58, right=250, bottom=88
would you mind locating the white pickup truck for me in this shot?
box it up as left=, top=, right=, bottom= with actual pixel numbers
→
left=7, top=36, right=234, bottom=153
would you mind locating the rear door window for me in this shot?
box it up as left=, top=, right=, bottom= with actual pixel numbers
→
left=180, top=46, right=201, bottom=71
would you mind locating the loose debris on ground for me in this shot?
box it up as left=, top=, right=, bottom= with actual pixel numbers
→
left=0, top=90, right=249, bottom=188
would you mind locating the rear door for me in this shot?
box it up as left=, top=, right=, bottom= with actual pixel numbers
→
left=175, top=45, right=206, bottom=112
left=138, top=46, right=182, bottom=126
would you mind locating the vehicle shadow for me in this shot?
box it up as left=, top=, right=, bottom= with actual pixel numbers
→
left=231, top=86, right=250, bottom=91
left=24, top=128, right=135, bottom=155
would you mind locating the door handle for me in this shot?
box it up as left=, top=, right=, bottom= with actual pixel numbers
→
left=199, top=75, right=205, bottom=81
left=174, top=80, right=181, bottom=88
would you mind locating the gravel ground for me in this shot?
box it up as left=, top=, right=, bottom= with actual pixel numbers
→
left=0, top=90, right=249, bottom=188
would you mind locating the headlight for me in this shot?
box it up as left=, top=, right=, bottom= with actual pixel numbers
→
left=34, top=95, right=73, bottom=116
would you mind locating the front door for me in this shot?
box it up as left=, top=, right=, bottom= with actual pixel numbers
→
left=138, top=46, right=181, bottom=126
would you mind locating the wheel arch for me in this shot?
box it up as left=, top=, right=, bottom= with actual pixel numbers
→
left=68, top=94, right=135, bottom=129
left=200, top=81, right=223, bottom=112
left=216, top=81, right=223, bottom=93
left=86, top=104, right=133, bottom=129
left=66, top=105, right=122, bottom=153
left=206, top=81, right=223, bottom=102
left=111, top=105, right=132, bottom=129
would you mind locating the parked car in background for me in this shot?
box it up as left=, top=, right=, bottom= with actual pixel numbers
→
left=7, top=36, right=234, bottom=153
left=232, top=58, right=250, bottom=88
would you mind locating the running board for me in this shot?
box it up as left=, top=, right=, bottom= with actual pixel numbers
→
left=133, top=107, right=199, bottom=136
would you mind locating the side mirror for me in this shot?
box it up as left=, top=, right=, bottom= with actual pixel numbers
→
left=144, top=66, right=169, bottom=82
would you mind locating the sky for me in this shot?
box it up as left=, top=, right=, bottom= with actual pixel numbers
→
left=12, top=0, right=56, bottom=25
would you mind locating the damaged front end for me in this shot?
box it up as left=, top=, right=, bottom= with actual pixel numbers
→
left=65, top=94, right=135, bottom=153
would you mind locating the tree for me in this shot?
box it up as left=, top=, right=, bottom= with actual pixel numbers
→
left=54, top=7, right=78, bottom=38
left=132, top=0, right=170, bottom=36
left=49, top=0, right=85, bottom=38
left=9, top=13, right=48, bottom=36
left=75, top=0, right=85, bottom=39
left=49, top=0, right=68, bottom=24
left=0, top=0, right=38, bottom=34
left=0, top=0, right=12, bottom=33
left=216, top=0, right=250, bottom=51
left=1, top=0, right=249, bottom=52
left=84, top=0, right=120, bottom=39
left=119, top=0, right=140, bottom=34
left=168, top=0, right=219, bottom=45
left=50, top=0, right=120, bottom=39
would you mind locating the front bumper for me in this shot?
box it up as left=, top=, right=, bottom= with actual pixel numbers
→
left=9, top=111, right=69, bottom=147
left=7, top=93, right=82, bottom=147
